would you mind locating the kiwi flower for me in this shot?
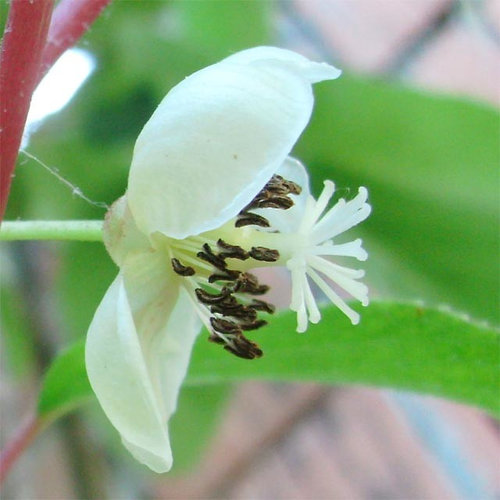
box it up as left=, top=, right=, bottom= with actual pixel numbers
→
left=85, top=47, right=371, bottom=473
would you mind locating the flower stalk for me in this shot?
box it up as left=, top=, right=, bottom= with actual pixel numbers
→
left=0, top=221, right=103, bottom=242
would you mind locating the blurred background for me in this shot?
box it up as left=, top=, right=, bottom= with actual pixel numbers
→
left=1, top=0, right=499, bottom=498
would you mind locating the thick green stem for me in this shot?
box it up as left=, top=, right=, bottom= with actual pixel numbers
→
left=0, top=220, right=103, bottom=242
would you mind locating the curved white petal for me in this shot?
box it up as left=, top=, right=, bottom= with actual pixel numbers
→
left=85, top=258, right=200, bottom=472
left=128, top=48, right=340, bottom=240
left=222, top=46, right=341, bottom=83
left=103, top=196, right=152, bottom=267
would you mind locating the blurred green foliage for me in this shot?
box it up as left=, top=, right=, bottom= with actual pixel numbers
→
left=2, top=0, right=499, bottom=473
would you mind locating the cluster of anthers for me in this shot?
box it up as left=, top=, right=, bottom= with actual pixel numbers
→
left=169, top=174, right=301, bottom=359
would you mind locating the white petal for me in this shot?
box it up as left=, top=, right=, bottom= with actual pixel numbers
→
left=85, top=268, right=200, bottom=472
left=103, top=196, right=152, bottom=267
left=222, top=46, right=342, bottom=83
left=128, top=50, right=340, bottom=239
left=86, top=275, right=171, bottom=472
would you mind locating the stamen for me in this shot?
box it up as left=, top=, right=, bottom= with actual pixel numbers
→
left=248, top=195, right=294, bottom=210
left=208, top=334, right=226, bottom=345
left=210, top=303, right=258, bottom=322
left=211, top=295, right=239, bottom=309
left=210, top=317, right=242, bottom=335
left=224, top=336, right=263, bottom=360
left=208, top=269, right=241, bottom=283
left=266, top=175, right=302, bottom=196
left=197, top=243, right=227, bottom=270
left=240, top=319, right=268, bottom=331
left=235, top=174, right=301, bottom=229
left=173, top=251, right=213, bottom=272
left=235, top=213, right=270, bottom=228
left=195, top=287, right=231, bottom=304
left=232, top=272, right=269, bottom=295
left=217, top=239, right=249, bottom=260
left=171, top=258, right=195, bottom=276
left=248, top=299, right=275, bottom=314
left=249, top=246, right=280, bottom=262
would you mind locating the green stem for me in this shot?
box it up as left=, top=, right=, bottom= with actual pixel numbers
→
left=0, top=220, right=103, bottom=242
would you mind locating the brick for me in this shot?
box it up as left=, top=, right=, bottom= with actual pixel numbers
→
left=294, top=0, right=453, bottom=72
left=407, top=19, right=500, bottom=104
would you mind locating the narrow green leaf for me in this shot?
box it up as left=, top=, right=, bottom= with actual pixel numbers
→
left=188, top=302, right=500, bottom=417
left=36, top=303, right=500, bottom=423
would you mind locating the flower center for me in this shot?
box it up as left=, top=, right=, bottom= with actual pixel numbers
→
left=167, top=174, right=302, bottom=360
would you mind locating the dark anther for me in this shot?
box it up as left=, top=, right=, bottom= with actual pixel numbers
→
left=234, top=174, right=302, bottom=230
left=249, top=195, right=294, bottom=211
left=213, top=295, right=239, bottom=309
left=268, top=175, right=302, bottom=196
left=208, top=333, right=226, bottom=345
left=242, top=175, right=301, bottom=211
left=232, top=272, right=257, bottom=291
left=224, top=336, right=263, bottom=360
left=210, top=317, right=241, bottom=335
left=249, top=299, right=276, bottom=314
left=233, top=272, right=269, bottom=295
left=208, top=269, right=241, bottom=283
left=195, top=287, right=231, bottom=305
left=171, top=258, right=195, bottom=276
left=197, top=243, right=227, bottom=270
left=234, top=308, right=258, bottom=322
left=249, top=246, right=280, bottom=262
left=240, top=319, right=268, bottom=331
left=217, top=239, right=249, bottom=260
left=235, top=213, right=270, bottom=228
left=211, top=304, right=258, bottom=322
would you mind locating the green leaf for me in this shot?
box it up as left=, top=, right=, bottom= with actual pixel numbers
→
left=296, top=76, right=500, bottom=324
left=189, top=303, right=500, bottom=417
left=36, top=303, right=500, bottom=424
left=177, top=0, right=271, bottom=58
left=38, top=340, right=90, bottom=421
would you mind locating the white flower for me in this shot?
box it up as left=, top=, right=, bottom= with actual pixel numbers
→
left=85, top=47, right=370, bottom=473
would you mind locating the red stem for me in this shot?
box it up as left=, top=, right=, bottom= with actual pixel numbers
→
left=0, top=0, right=113, bottom=222
left=0, top=0, right=55, bottom=220
left=0, top=414, right=41, bottom=484
left=39, top=0, right=113, bottom=82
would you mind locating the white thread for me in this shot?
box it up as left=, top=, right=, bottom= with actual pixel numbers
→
left=19, top=150, right=109, bottom=210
